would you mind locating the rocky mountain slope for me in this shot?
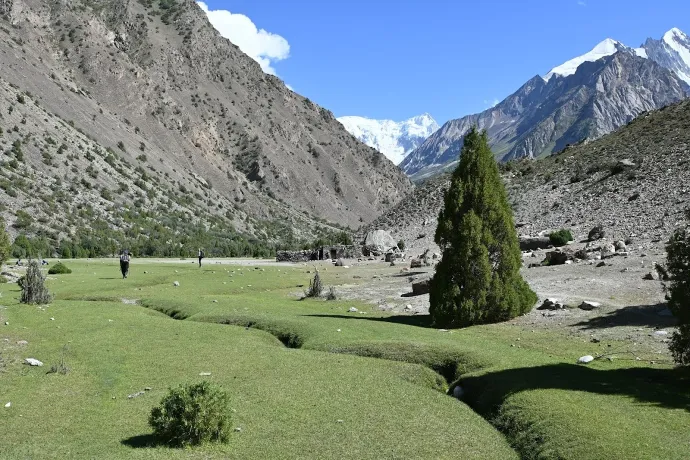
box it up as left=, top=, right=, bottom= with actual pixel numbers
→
left=0, top=0, right=411, bottom=253
left=363, top=98, right=690, bottom=255
left=337, top=113, right=439, bottom=165
left=401, top=29, right=690, bottom=181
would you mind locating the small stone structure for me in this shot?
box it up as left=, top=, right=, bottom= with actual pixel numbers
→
left=276, top=245, right=360, bottom=262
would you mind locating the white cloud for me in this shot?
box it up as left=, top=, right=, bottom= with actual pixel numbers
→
left=285, top=84, right=294, bottom=91
left=578, top=1, right=587, bottom=6
left=197, top=2, right=290, bottom=75
left=484, top=98, right=500, bottom=108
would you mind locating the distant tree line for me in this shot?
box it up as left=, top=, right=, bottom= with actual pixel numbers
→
left=4, top=218, right=354, bottom=261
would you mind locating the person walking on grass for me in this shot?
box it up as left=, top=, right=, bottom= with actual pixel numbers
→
left=120, top=250, right=131, bottom=279
left=198, top=248, right=205, bottom=268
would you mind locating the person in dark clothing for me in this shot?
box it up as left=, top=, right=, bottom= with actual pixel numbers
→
left=120, top=250, right=130, bottom=279
left=198, top=248, right=204, bottom=268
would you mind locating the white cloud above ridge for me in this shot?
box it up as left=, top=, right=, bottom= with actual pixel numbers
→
left=197, top=1, right=290, bottom=75
left=484, top=98, right=500, bottom=108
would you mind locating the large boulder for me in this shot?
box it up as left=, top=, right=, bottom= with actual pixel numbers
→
left=543, top=249, right=573, bottom=266
left=411, top=279, right=431, bottom=296
left=588, top=225, right=605, bottom=242
left=519, top=237, right=552, bottom=251
left=363, top=230, right=397, bottom=255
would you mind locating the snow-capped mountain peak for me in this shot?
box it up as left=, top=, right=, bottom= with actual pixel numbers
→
left=544, top=38, right=623, bottom=81
left=337, top=114, right=440, bottom=165
left=658, top=27, right=690, bottom=84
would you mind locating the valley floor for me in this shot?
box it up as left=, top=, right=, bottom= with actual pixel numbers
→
left=1, top=258, right=688, bottom=459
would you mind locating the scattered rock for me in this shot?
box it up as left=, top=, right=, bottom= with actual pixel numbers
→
left=4, top=402, right=11, bottom=408
left=452, top=385, right=464, bottom=399
left=574, top=249, right=589, bottom=260
left=587, top=225, right=605, bottom=241
left=410, top=259, right=422, bottom=269
left=653, top=330, right=669, bottom=336
left=642, top=272, right=659, bottom=281
left=543, top=249, right=572, bottom=266
left=25, top=358, right=43, bottom=367
left=234, top=427, right=242, bottom=432
left=578, top=355, right=595, bottom=364
left=128, top=391, right=145, bottom=399
left=579, top=301, right=601, bottom=311
left=538, top=298, right=563, bottom=310
left=579, top=300, right=601, bottom=311
left=614, top=241, right=627, bottom=251
left=16, top=340, right=28, bottom=346
left=199, top=372, right=212, bottom=376
left=596, top=261, right=607, bottom=268
left=519, top=236, right=552, bottom=251
left=411, top=279, right=431, bottom=296
left=601, top=244, right=617, bottom=258
left=348, top=307, right=358, bottom=313
left=173, top=281, right=180, bottom=286
left=335, top=258, right=344, bottom=267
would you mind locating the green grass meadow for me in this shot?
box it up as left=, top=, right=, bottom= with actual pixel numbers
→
left=1, top=259, right=688, bottom=459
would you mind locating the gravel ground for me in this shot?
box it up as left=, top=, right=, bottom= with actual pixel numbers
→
left=332, top=239, right=677, bottom=362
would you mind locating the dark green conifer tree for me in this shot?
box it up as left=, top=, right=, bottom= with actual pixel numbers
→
left=665, top=211, right=690, bottom=365
left=429, top=127, right=536, bottom=327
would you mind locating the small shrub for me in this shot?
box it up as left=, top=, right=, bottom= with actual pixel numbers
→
left=149, top=381, right=231, bottom=447
left=20, top=260, right=53, bottom=304
left=48, top=262, right=72, bottom=274
left=0, top=275, right=7, bottom=283
left=304, top=270, right=323, bottom=298
left=397, top=239, right=405, bottom=251
left=326, top=286, right=337, bottom=300
left=47, top=344, right=70, bottom=375
left=549, top=229, right=573, bottom=247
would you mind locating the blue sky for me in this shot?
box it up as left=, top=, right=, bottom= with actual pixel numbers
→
left=199, top=0, right=690, bottom=124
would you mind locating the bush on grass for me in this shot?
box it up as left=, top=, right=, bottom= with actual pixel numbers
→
left=304, top=270, right=323, bottom=298
left=149, top=381, right=232, bottom=447
left=48, top=261, right=72, bottom=274
left=20, top=260, right=52, bottom=304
